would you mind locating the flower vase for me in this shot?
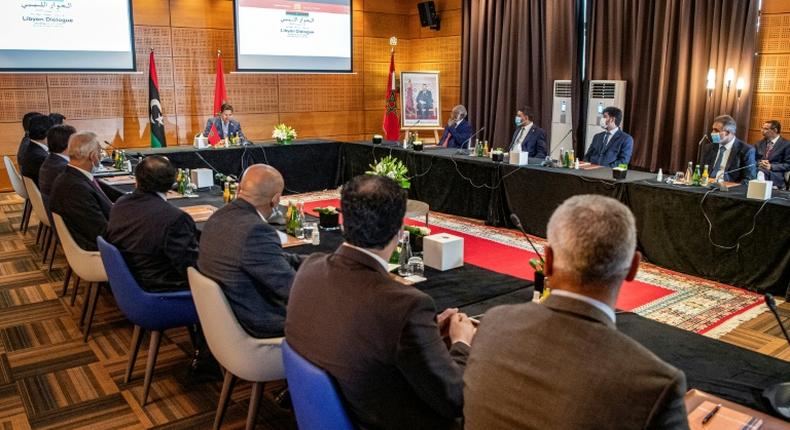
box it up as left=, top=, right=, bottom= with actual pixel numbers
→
left=276, top=138, right=293, bottom=145
left=409, top=234, right=424, bottom=254
left=319, top=212, right=340, bottom=230
left=533, top=272, right=545, bottom=294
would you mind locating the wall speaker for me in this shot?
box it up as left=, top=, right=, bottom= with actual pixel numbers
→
left=417, top=1, right=441, bottom=30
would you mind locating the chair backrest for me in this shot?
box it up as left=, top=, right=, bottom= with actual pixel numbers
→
left=52, top=213, right=107, bottom=283
left=187, top=268, right=284, bottom=382
left=22, top=176, right=49, bottom=228
left=3, top=156, right=28, bottom=199
left=282, top=340, right=354, bottom=430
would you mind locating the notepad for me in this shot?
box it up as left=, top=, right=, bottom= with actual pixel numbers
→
left=179, top=205, right=217, bottom=223
left=688, top=401, right=762, bottom=430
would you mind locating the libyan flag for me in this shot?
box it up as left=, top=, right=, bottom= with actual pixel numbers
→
left=148, top=50, right=166, bottom=148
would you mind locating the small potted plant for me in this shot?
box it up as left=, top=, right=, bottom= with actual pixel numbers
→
left=612, top=163, right=628, bottom=180
left=529, top=258, right=546, bottom=294
left=366, top=155, right=411, bottom=189
left=314, top=206, right=340, bottom=230
left=272, top=123, right=297, bottom=145
left=491, top=148, right=504, bottom=162
left=404, top=225, right=431, bottom=253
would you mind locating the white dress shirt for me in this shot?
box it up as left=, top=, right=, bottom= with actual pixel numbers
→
left=70, top=164, right=94, bottom=181
left=30, top=139, right=49, bottom=152
left=256, top=208, right=288, bottom=245
left=511, top=123, right=534, bottom=152
left=55, top=153, right=70, bottom=162
left=550, top=289, right=616, bottom=323
left=714, top=140, right=735, bottom=178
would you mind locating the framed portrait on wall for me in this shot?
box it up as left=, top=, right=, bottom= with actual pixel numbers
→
left=400, top=71, right=441, bottom=127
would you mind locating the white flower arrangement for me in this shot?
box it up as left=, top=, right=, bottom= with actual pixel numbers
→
left=272, top=124, right=297, bottom=142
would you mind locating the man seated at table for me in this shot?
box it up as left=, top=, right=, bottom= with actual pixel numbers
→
left=509, top=106, right=547, bottom=158
left=16, top=111, right=43, bottom=162
left=464, top=195, right=689, bottom=429
left=38, top=124, right=76, bottom=204
left=106, top=156, right=198, bottom=292
left=198, top=164, right=301, bottom=338
left=18, top=114, right=54, bottom=186
left=286, top=174, right=476, bottom=429
left=438, top=104, right=474, bottom=149
left=203, top=103, right=246, bottom=143
left=583, top=106, right=633, bottom=167
left=50, top=131, right=113, bottom=251
left=754, top=120, right=790, bottom=188
left=701, top=114, right=756, bottom=183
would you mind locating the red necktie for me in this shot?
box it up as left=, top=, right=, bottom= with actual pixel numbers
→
left=441, top=132, right=452, bottom=147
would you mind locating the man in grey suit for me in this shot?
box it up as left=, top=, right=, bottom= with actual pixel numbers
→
left=464, top=195, right=689, bottom=430
left=198, top=164, right=302, bottom=338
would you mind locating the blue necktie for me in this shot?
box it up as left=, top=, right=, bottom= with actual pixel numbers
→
left=602, top=133, right=611, bottom=152
left=711, top=145, right=727, bottom=177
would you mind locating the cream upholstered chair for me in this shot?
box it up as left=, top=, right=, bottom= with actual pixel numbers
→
left=22, top=177, right=58, bottom=267
left=406, top=199, right=430, bottom=226
left=187, top=268, right=285, bottom=430
left=3, top=156, right=32, bottom=232
left=52, top=213, right=108, bottom=342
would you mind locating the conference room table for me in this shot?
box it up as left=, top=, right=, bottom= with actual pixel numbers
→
left=101, top=180, right=790, bottom=420
left=119, top=139, right=790, bottom=296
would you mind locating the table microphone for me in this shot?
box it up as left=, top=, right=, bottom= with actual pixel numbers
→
left=765, top=293, right=790, bottom=346
left=542, top=128, right=573, bottom=167
left=713, top=163, right=757, bottom=191
left=456, top=127, right=486, bottom=155
left=509, top=213, right=545, bottom=264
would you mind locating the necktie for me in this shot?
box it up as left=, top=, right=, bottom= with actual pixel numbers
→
left=441, top=132, right=452, bottom=147
left=511, top=128, right=526, bottom=152
left=766, top=139, right=775, bottom=158
left=711, top=145, right=727, bottom=177
left=91, top=178, right=112, bottom=206
left=601, top=132, right=611, bottom=152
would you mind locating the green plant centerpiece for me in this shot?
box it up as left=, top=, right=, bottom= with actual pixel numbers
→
left=272, top=123, right=297, bottom=145
left=314, top=206, right=340, bottom=230
left=530, top=258, right=548, bottom=297
left=366, top=155, right=411, bottom=189
left=404, top=225, right=431, bottom=253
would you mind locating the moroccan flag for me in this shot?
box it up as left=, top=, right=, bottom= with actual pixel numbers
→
left=148, top=51, right=166, bottom=148
left=207, top=122, right=221, bottom=146
left=382, top=51, right=399, bottom=141
left=213, top=51, right=227, bottom=116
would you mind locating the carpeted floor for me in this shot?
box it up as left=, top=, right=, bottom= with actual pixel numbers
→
left=0, top=190, right=787, bottom=429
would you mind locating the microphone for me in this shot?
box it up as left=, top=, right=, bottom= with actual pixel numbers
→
left=456, top=126, right=486, bottom=155
left=713, top=163, right=757, bottom=190
left=696, top=135, right=711, bottom=164
left=542, top=128, right=573, bottom=167
left=765, top=294, right=790, bottom=346
left=509, top=214, right=545, bottom=265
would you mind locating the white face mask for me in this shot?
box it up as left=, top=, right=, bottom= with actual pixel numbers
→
left=600, top=117, right=608, bottom=129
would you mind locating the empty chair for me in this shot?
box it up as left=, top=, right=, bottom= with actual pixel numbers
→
left=22, top=177, right=58, bottom=267
left=52, top=213, right=108, bottom=340
left=187, top=267, right=284, bottom=430
left=3, top=155, right=32, bottom=233
left=282, top=340, right=354, bottom=430
left=97, top=237, right=198, bottom=406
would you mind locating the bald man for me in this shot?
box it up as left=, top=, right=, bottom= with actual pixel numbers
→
left=197, top=164, right=304, bottom=338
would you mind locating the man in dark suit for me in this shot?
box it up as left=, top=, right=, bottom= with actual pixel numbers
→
left=286, top=174, right=476, bottom=430
left=415, top=83, right=434, bottom=119
left=509, top=107, right=547, bottom=158
left=106, top=156, right=198, bottom=292
left=49, top=131, right=113, bottom=252
left=18, top=114, right=54, bottom=186
left=584, top=106, right=633, bottom=167
left=198, top=164, right=301, bottom=338
left=701, top=115, right=756, bottom=183
left=38, top=124, right=76, bottom=202
left=464, top=195, right=689, bottom=429
left=16, top=111, right=43, bottom=163
left=754, top=120, right=790, bottom=188
left=438, top=105, right=474, bottom=149
left=202, top=103, right=246, bottom=142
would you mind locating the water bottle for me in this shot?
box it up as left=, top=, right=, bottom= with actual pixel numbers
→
left=294, top=201, right=305, bottom=239
left=397, top=230, right=413, bottom=277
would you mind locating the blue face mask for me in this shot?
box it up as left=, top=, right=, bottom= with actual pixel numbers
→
left=515, top=116, right=523, bottom=127
left=711, top=132, right=722, bottom=144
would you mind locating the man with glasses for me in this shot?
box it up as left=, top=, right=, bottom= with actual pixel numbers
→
left=755, top=120, right=790, bottom=188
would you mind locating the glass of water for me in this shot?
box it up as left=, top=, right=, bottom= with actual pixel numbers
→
left=302, top=222, right=315, bottom=242
left=408, top=256, right=424, bottom=277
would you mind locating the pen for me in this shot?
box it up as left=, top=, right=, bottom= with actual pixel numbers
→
left=701, top=403, right=721, bottom=424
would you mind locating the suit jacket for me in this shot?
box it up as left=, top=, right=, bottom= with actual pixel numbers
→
left=106, top=190, right=198, bottom=292
left=701, top=139, right=757, bottom=183
left=285, top=245, right=469, bottom=430
left=510, top=124, right=548, bottom=158
left=584, top=129, right=634, bottom=167
left=198, top=198, right=301, bottom=338
left=38, top=153, right=69, bottom=200
left=16, top=135, right=29, bottom=164
left=439, top=118, right=474, bottom=149
left=754, top=136, right=790, bottom=187
left=49, top=166, right=112, bottom=252
left=19, top=139, right=48, bottom=186
left=464, top=294, right=689, bottom=430
left=203, top=117, right=246, bottom=141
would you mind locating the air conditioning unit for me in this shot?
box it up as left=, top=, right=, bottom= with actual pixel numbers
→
left=584, top=80, right=626, bottom=151
left=550, top=80, right=573, bottom=156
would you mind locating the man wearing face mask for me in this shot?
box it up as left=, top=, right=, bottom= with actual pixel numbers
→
left=701, top=115, right=756, bottom=183
left=583, top=107, right=633, bottom=167
left=49, top=131, right=113, bottom=251
left=438, top=105, right=474, bottom=148
left=509, top=107, right=547, bottom=158
left=754, top=120, right=790, bottom=188
left=198, top=164, right=303, bottom=339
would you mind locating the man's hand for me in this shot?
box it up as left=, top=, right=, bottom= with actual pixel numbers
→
left=437, top=308, right=458, bottom=337
left=759, top=159, right=771, bottom=171
left=448, top=313, right=476, bottom=346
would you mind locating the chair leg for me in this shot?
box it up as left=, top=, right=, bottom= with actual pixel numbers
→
left=82, top=283, right=101, bottom=342
left=42, top=228, right=53, bottom=263
left=213, top=369, right=238, bottom=430
left=70, top=277, right=81, bottom=306
left=79, top=282, right=93, bottom=326
left=141, top=330, right=162, bottom=406
left=20, top=200, right=31, bottom=233
left=245, top=381, right=265, bottom=430
left=124, top=325, right=144, bottom=384
left=35, top=221, right=43, bottom=245
left=47, top=238, right=59, bottom=270
left=61, top=266, right=72, bottom=297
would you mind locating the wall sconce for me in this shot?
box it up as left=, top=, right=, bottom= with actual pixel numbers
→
left=706, top=68, right=716, bottom=98
left=724, top=68, right=735, bottom=92
left=736, top=77, right=745, bottom=100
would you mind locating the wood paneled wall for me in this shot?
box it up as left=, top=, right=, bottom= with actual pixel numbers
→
left=0, top=0, right=462, bottom=191
left=748, top=0, right=790, bottom=144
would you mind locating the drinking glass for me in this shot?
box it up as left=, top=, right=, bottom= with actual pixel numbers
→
left=408, top=257, right=424, bottom=277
